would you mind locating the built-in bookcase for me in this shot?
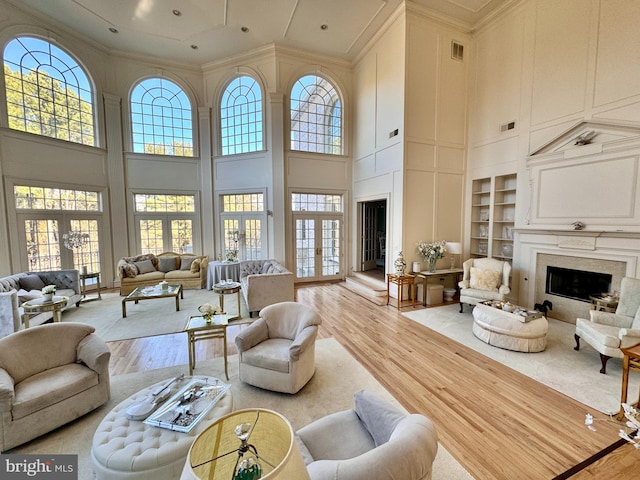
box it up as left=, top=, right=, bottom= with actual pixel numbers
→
left=470, top=174, right=516, bottom=260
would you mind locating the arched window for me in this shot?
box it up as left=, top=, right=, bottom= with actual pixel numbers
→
left=130, top=78, right=193, bottom=156
left=3, top=36, right=95, bottom=146
left=220, top=75, right=263, bottom=155
left=290, top=74, right=342, bottom=155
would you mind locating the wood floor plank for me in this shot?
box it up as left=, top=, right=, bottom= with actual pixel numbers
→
left=108, top=282, right=636, bottom=479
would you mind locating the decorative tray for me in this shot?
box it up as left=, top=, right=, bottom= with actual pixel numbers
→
left=479, top=300, right=543, bottom=322
left=144, top=377, right=230, bottom=433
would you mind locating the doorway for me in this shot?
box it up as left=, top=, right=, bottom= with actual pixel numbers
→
left=359, top=199, right=387, bottom=281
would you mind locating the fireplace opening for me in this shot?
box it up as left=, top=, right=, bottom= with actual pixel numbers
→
left=545, top=266, right=612, bottom=303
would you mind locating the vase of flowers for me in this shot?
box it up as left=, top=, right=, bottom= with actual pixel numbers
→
left=198, top=303, right=222, bottom=324
left=41, top=284, right=56, bottom=302
left=417, top=240, right=447, bottom=273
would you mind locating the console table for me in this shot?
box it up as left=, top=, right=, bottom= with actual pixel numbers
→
left=415, top=268, right=463, bottom=306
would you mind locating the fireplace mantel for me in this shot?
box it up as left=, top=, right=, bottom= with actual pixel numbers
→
left=514, top=228, right=640, bottom=239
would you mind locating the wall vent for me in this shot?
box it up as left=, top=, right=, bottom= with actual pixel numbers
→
left=451, top=41, right=464, bottom=61
left=500, top=121, right=516, bottom=132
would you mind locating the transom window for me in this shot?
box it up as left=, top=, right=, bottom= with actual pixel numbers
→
left=134, top=194, right=195, bottom=213
left=220, top=75, right=263, bottom=155
left=292, top=193, right=343, bottom=212
left=15, top=185, right=101, bottom=211
left=222, top=193, right=264, bottom=212
left=130, top=78, right=193, bottom=156
left=290, top=75, right=342, bottom=155
left=3, top=36, right=95, bottom=146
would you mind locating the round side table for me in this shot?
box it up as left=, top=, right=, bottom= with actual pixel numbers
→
left=212, top=282, right=242, bottom=321
left=21, top=295, right=68, bottom=328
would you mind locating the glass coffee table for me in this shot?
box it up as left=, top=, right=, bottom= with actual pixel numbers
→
left=122, top=283, right=183, bottom=318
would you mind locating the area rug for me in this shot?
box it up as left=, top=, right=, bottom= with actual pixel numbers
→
left=9, top=338, right=472, bottom=480
left=60, top=289, right=248, bottom=342
left=403, top=304, right=640, bottom=415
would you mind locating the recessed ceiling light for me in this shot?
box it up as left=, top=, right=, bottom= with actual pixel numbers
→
left=190, top=45, right=198, bottom=50
left=172, top=9, right=182, bottom=16
left=320, top=24, right=328, bottom=30
left=109, top=27, right=118, bottom=34
left=241, top=26, right=249, bottom=33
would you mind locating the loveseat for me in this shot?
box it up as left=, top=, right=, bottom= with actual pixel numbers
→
left=239, top=259, right=294, bottom=316
left=0, top=322, right=111, bottom=451
left=0, top=269, right=81, bottom=335
left=117, top=252, right=209, bottom=295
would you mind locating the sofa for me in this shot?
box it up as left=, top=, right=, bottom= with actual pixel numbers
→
left=0, top=322, right=111, bottom=451
left=117, top=252, right=209, bottom=295
left=0, top=269, right=81, bottom=335
left=295, top=390, right=439, bottom=480
left=239, top=259, right=294, bottom=315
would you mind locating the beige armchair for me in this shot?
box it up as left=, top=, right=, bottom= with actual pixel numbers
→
left=235, top=301, right=321, bottom=394
left=0, top=322, right=111, bottom=451
left=296, top=390, right=438, bottom=480
left=458, top=258, right=511, bottom=313
left=574, top=276, right=640, bottom=373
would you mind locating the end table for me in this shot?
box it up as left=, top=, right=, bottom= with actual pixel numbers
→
left=80, top=271, right=102, bottom=302
left=617, top=342, right=640, bottom=421
left=21, top=296, right=68, bottom=328
left=386, top=273, right=416, bottom=310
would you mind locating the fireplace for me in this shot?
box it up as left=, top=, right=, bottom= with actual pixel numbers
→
left=545, top=266, right=612, bottom=303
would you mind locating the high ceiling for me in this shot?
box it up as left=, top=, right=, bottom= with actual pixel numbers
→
left=12, top=0, right=511, bottom=66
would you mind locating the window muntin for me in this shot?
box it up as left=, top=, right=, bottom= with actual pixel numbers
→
left=290, top=75, right=342, bottom=155
left=292, top=193, right=343, bottom=212
left=3, top=36, right=95, bottom=146
left=15, top=185, right=101, bottom=211
left=220, top=75, right=263, bottom=155
left=130, top=78, right=193, bottom=156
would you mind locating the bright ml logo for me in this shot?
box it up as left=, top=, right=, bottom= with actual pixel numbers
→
left=1, top=454, right=77, bottom=479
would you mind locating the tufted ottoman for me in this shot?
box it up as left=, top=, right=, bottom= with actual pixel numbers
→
left=472, top=303, right=548, bottom=352
left=91, top=376, right=233, bottom=480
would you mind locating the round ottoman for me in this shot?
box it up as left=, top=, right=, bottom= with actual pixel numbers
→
left=472, top=304, right=548, bottom=352
left=91, top=376, right=233, bottom=480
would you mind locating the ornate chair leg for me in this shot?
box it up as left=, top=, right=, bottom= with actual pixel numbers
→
left=599, top=354, right=611, bottom=374
left=574, top=334, right=580, bottom=351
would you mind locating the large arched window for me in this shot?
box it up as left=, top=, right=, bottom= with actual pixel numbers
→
left=290, top=74, right=342, bottom=155
left=220, top=75, right=263, bottom=155
left=130, top=78, right=193, bottom=156
left=3, top=36, right=95, bottom=146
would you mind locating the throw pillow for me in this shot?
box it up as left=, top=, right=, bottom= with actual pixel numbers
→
left=190, top=258, right=202, bottom=274
left=180, top=256, right=197, bottom=271
left=354, top=389, right=405, bottom=447
left=122, top=263, right=138, bottom=278
left=134, top=259, right=156, bottom=274
left=260, top=261, right=272, bottom=274
left=19, top=274, right=45, bottom=291
left=266, top=264, right=276, bottom=274
left=469, top=267, right=501, bottom=291
left=158, top=256, right=178, bottom=273
left=17, top=289, right=42, bottom=303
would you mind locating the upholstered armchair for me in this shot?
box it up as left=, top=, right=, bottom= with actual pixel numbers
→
left=235, top=301, right=321, bottom=394
left=458, top=258, right=511, bottom=312
left=574, top=276, right=640, bottom=374
left=295, top=390, right=438, bottom=480
left=0, top=322, right=111, bottom=451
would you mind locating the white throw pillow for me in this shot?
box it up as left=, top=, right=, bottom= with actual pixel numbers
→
left=469, top=267, right=501, bottom=291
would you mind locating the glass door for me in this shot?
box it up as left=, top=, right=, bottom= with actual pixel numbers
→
left=293, top=213, right=342, bottom=282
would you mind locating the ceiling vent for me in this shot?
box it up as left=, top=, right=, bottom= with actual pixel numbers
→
left=500, top=121, right=516, bottom=132
left=451, top=41, right=464, bottom=61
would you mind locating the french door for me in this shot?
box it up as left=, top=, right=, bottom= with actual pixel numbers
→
left=293, top=213, right=342, bottom=282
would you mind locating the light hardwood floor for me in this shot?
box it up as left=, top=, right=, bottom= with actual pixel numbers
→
left=108, top=282, right=634, bottom=479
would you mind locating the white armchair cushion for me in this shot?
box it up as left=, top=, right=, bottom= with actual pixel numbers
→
left=469, top=267, right=501, bottom=291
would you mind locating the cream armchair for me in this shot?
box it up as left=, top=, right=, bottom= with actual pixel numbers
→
left=574, top=276, right=640, bottom=374
left=295, top=390, right=438, bottom=480
left=458, top=258, right=511, bottom=313
left=235, top=301, right=321, bottom=394
left=0, top=322, right=111, bottom=451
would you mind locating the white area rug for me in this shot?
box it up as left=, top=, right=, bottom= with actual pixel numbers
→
left=403, top=304, right=640, bottom=415
left=61, top=289, right=248, bottom=342
left=10, top=338, right=472, bottom=480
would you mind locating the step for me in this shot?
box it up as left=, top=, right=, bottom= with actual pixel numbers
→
left=341, top=273, right=387, bottom=305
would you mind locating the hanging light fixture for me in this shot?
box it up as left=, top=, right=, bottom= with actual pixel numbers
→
left=62, top=231, right=89, bottom=250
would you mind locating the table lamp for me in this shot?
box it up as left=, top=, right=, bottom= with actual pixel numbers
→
left=182, top=409, right=310, bottom=480
left=445, top=242, right=462, bottom=269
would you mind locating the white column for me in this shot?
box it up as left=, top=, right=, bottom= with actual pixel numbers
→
left=198, top=106, right=214, bottom=258
left=269, top=91, right=286, bottom=263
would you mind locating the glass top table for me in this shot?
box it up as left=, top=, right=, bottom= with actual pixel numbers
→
left=121, top=283, right=184, bottom=318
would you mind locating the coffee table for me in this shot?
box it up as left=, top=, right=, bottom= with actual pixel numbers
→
left=122, top=283, right=183, bottom=318
left=21, top=295, right=68, bottom=328
left=91, top=375, right=233, bottom=480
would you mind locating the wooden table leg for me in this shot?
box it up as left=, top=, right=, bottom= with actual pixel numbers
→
left=618, top=353, right=631, bottom=421
left=122, top=300, right=127, bottom=318
left=397, top=280, right=402, bottom=310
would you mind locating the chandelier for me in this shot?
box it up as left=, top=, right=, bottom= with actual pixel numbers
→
left=63, top=231, right=89, bottom=250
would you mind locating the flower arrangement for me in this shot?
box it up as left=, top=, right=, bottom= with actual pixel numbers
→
left=41, top=285, right=56, bottom=295
left=417, top=240, right=447, bottom=261
left=198, top=303, right=222, bottom=323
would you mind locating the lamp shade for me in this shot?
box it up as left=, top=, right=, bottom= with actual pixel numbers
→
left=181, top=408, right=310, bottom=480
left=445, top=242, right=462, bottom=254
